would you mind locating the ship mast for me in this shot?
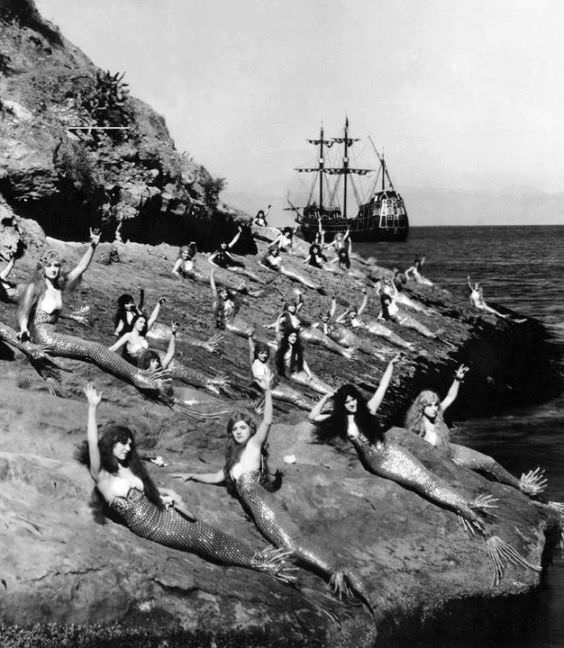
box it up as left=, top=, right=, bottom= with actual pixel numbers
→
left=343, top=118, right=350, bottom=218
left=319, top=125, right=324, bottom=212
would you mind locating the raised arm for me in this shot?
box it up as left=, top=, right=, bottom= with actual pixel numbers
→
left=357, top=289, right=368, bottom=316
left=441, top=364, right=468, bottom=412
left=253, top=386, right=273, bottom=446
left=108, top=332, right=130, bottom=353
left=147, top=297, right=166, bottom=330
left=66, top=228, right=100, bottom=289
left=161, top=322, right=177, bottom=369
left=0, top=254, right=16, bottom=281
left=466, top=275, right=473, bottom=291
left=335, top=307, right=350, bottom=324
left=16, top=282, right=35, bottom=340
left=367, top=354, right=401, bottom=415
left=227, top=226, right=242, bottom=249
left=329, top=296, right=337, bottom=319
left=83, top=383, right=103, bottom=481
left=308, top=392, right=333, bottom=423
left=247, top=329, right=256, bottom=366
left=137, top=288, right=145, bottom=312
left=208, top=250, right=220, bottom=268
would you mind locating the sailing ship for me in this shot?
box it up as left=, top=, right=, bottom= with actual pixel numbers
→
left=290, top=119, right=409, bottom=242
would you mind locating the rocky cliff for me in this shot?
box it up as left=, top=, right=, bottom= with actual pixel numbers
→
left=0, top=0, right=254, bottom=252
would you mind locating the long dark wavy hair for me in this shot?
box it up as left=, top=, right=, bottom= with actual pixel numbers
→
left=223, top=411, right=281, bottom=494
left=113, top=293, right=135, bottom=328
left=76, top=423, right=163, bottom=509
left=275, top=328, right=303, bottom=376
left=313, top=384, right=385, bottom=446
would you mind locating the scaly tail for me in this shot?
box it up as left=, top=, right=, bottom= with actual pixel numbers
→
left=519, top=467, right=548, bottom=496
left=486, top=536, right=541, bottom=586
left=251, top=547, right=298, bottom=585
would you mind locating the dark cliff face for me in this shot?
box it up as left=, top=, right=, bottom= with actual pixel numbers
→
left=0, top=0, right=253, bottom=251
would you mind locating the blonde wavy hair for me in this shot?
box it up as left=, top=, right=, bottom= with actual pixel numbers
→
left=404, top=390, right=444, bottom=437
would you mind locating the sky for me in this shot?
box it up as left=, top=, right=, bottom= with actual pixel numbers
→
left=34, top=0, right=564, bottom=224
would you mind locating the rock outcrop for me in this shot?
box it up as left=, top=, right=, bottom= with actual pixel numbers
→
left=0, top=227, right=561, bottom=647
left=0, top=0, right=253, bottom=251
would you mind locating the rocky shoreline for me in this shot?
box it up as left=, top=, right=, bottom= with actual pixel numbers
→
left=0, top=226, right=561, bottom=648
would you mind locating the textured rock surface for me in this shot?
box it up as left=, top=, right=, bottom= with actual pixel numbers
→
left=0, top=0, right=250, bottom=251
left=0, top=230, right=560, bottom=647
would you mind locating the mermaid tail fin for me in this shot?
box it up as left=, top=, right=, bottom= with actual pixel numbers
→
left=519, top=467, right=548, bottom=496
left=330, top=570, right=376, bottom=619
left=251, top=547, right=298, bottom=584
left=486, top=536, right=541, bottom=586
left=458, top=494, right=498, bottom=537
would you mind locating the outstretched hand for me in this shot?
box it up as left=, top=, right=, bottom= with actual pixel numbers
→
left=89, top=228, right=101, bottom=247
left=454, top=364, right=469, bottom=381
left=390, top=352, right=403, bottom=366
left=83, top=382, right=102, bottom=406
left=171, top=321, right=178, bottom=336
left=158, top=296, right=167, bottom=305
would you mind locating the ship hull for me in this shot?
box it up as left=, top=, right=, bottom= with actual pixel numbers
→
left=298, top=190, right=409, bottom=243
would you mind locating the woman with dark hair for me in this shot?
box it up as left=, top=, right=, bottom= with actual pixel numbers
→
left=275, top=329, right=333, bottom=395
left=271, top=226, right=297, bottom=254
left=113, top=291, right=165, bottom=339
left=80, top=384, right=293, bottom=580
left=260, top=245, right=325, bottom=292
left=253, top=206, right=270, bottom=227
left=210, top=269, right=255, bottom=338
left=16, top=231, right=171, bottom=403
left=313, top=298, right=389, bottom=361
left=209, top=226, right=263, bottom=284
left=248, top=331, right=311, bottom=410
left=309, top=357, right=540, bottom=585
left=378, top=280, right=443, bottom=339
left=172, top=386, right=373, bottom=613
left=335, top=289, right=415, bottom=351
left=405, top=365, right=546, bottom=497
left=266, top=293, right=355, bottom=360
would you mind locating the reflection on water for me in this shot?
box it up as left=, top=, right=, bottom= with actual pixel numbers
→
left=359, top=226, right=564, bottom=648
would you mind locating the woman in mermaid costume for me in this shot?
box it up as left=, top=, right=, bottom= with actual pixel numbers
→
left=334, top=288, right=415, bottom=351
left=79, top=383, right=293, bottom=580
left=309, top=356, right=540, bottom=585
left=172, top=383, right=374, bottom=614
left=16, top=230, right=171, bottom=404
left=404, top=364, right=547, bottom=497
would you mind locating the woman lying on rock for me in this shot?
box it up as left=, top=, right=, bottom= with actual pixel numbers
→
left=335, top=289, right=415, bottom=351
left=266, top=292, right=355, bottom=360
left=16, top=231, right=172, bottom=404
left=209, top=226, right=263, bottom=284
left=248, top=330, right=311, bottom=410
left=309, top=357, right=540, bottom=586
left=405, top=256, right=434, bottom=286
left=275, top=328, right=333, bottom=396
left=172, top=384, right=373, bottom=614
left=404, top=365, right=546, bottom=497
left=378, top=280, right=443, bottom=340
left=312, top=298, right=389, bottom=362
left=327, top=229, right=351, bottom=270
left=467, top=276, right=527, bottom=323
left=110, top=314, right=228, bottom=401
left=261, top=245, right=325, bottom=293
left=173, top=243, right=263, bottom=297
left=79, top=384, right=294, bottom=582
left=210, top=269, right=265, bottom=341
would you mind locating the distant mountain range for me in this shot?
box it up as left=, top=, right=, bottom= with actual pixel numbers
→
left=223, top=188, right=564, bottom=228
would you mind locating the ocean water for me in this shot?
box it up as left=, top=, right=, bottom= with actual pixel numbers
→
left=357, top=226, right=564, bottom=648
